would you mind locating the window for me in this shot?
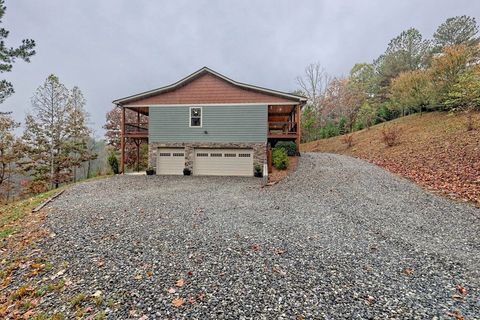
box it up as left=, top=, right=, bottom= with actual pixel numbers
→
left=190, top=107, right=202, bottom=127
left=159, top=153, right=171, bottom=157
left=197, top=153, right=208, bottom=157
left=210, top=153, right=222, bottom=157
left=238, top=153, right=251, bottom=158
left=224, top=153, right=236, bottom=158
left=172, top=153, right=184, bottom=157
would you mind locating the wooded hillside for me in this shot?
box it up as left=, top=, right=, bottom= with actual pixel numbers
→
left=302, top=112, right=480, bottom=206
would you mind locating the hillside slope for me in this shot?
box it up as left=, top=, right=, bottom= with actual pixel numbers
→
left=302, top=112, right=480, bottom=206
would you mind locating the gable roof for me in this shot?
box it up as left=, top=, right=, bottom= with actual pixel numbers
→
left=113, top=67, right=307, bottom=106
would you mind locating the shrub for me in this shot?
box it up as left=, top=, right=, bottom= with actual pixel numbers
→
left=275, top=141, right=297, bottom=156
left=320, top=122, right=340, bottom=139
left=337, top=116, right=347, bottom=135
left=107, top=152, right=119, bottom=174
left=272, top=148, right=289, bottom=170
left=341, top=134, right=354, bottom=148
left=381, top=125, right=402, bottom=147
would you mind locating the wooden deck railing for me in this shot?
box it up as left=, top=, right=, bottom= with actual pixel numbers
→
left=268, top=121, right=297, bottom=136
left=124, top=122, right=148, bottom=137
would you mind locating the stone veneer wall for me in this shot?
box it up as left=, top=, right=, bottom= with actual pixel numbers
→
left=149, top=142, right=266, bottom=172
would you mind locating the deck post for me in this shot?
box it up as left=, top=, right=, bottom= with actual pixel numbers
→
left=120, top=106, right=125, bottom=174
left=295, top=104, right=301, bottom=149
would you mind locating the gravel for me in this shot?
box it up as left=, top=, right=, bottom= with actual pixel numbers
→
left=40, top=153, right=480, bottom=319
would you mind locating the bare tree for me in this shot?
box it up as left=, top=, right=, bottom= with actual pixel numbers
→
left=296, top=63, right=332, bottom=109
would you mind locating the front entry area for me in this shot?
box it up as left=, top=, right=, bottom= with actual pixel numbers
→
left=156, top=148, right=185, bottom=175
left=194, top=148, right=253, bottom=176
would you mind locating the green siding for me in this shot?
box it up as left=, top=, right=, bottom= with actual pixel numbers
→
left=149, top=105, right=267, bottom=143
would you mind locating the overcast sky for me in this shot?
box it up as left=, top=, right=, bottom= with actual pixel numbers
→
left=3, top=0, right=479, bottom=136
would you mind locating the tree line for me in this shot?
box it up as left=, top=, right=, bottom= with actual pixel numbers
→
left=0, top=75, right=97, bottom=201
left=0, top=1, right=97, bottom=202
left=298, top=15, right=480, bottom=142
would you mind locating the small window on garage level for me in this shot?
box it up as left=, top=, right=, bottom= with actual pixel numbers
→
left=190, top=107, right=202, bottom=127
left=224, top=153, right=237, bottom=157
left=172, top=153, right=184, bottom=157
left=238, top=153, right=251, bottom=158
left=197, top=153, right=208, bottom=157
left=210, top=153, right=222, bottom=157
left=159, top=153, right=171, bottom=157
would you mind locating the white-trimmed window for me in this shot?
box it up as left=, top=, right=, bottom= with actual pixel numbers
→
left=190, top=107, right=202, bottom=127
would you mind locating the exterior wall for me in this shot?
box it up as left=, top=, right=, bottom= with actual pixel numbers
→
left=149, top=142, right=266, bottom=173
left=127, top=73, right=296, bottom=105
left=149, top=105, right=267, bottom=143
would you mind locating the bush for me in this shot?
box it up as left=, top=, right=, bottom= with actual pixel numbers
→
left=274, top=141, right=297, bottom=156
left=381, top=125, right=402, bottom=147
left=272, top=148, right=289, bottom=170
left=320, top=122, right=340, bottom=139
left=337, top=116, right=347, bottom=135
left=108, top=152, right=119, bottom=174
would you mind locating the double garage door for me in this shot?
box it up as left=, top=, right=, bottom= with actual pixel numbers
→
left=156, top=148, right=253, bottom=176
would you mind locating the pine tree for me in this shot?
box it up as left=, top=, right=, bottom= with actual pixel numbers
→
left=0, top=112, right=22, bottom=201
left=67, top=86, right=96, bottom=182
left=21, top=75, right=71, bottom=190
left=0, top=0, right=36, bottom=108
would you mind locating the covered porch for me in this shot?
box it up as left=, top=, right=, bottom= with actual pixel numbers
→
left=120, top=106, right=149, bottom=173
left=268, top=104, right=301, bottom=148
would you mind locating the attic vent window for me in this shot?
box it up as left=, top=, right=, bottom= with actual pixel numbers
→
left=190, top=107, right=202, bottom=127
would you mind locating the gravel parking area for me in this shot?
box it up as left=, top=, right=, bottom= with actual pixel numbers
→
left=41, top=153, right=480, bottom=319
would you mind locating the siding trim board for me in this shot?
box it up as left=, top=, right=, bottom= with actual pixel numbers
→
left=125, top=102, right=301, bottom=108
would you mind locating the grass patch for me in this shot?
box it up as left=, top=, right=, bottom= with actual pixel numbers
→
left=70, top=293, right=87, bottom=309
left=0, top=174, right=112, bottom=241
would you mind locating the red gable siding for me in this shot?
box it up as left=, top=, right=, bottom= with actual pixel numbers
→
left=125, top=73, right=296, bottom=105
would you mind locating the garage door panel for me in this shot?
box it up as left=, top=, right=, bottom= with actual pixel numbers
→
left=194, top=149, right=253, bottom=176
left=157, top=148, right=185, bottom=175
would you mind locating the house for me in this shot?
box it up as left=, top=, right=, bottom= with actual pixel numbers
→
left=112, top=67, right=306, bottom=176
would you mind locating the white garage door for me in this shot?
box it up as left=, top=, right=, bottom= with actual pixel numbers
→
left=156, top=148, right=185, bottom=175
left=194, top=149, right=253, bottom=176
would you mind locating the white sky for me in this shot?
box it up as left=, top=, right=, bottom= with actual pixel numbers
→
left=3, top=0, right=479, bottom=137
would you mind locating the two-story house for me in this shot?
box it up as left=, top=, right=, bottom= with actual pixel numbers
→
left=113, top=67, right=306, bottom=176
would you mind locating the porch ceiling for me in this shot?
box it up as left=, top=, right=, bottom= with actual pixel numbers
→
left=125, top=106, right=149, bottom=116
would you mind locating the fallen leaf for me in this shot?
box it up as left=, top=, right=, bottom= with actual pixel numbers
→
left=197, top=292, right=206, bottom=301
left=147, top=271, right=153, bottom=277
left=22, top=310, right=34, bottom=319
left=367, top=295, right=375, bottom=305
left=272, top=266, right=286, bottom=276
left=457, top=285, right=467, bottom=296
left=138, top=315, right=148, bottom=320
left=176, top=278, right=185, bottom=287
left=187, top=297, right=196, bottom=305
left=134, top=274, right=143, bottom=280
left=187, top=271, right=193, bottom=276
left=251, top=244, right=261, bottom=252
left=167, top=287, right=176, bottom=294
left=403, top=268, right=414, bottom=276
left=172, top=298, right=185, bottom=307
left=274, top=248, right=286, bottom=255
left=446, top=311, right=465, bottom=320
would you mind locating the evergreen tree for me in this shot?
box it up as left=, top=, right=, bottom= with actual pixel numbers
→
left=21, top=75, right=92, bottom=190
left=433, top=15, right=479, bottom=50
left=0, top=0, right=36, bottom=107
left=0, top=112, right=22, bottom=201
left=67, top=86, right=96, bottom=182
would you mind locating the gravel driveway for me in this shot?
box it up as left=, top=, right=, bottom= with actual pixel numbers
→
left=42, top=153, right=480, bottom=319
